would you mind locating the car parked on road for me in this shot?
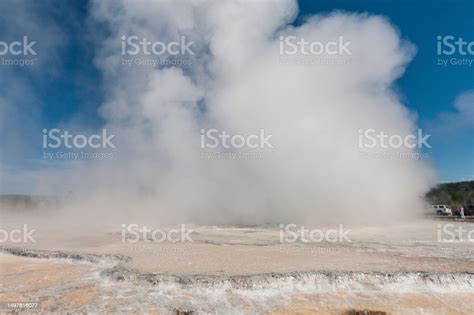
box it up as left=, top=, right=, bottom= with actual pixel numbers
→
left=432, top=204, right=452, bottom=215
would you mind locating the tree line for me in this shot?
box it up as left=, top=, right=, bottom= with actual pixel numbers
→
left=425, top=180, right=474, bottom=209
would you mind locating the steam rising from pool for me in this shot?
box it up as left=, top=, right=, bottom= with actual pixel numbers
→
left=7, top=0, right=436, bottom=225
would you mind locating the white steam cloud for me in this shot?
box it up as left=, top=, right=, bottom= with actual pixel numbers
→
left=22, top=0, right=436, bottom=225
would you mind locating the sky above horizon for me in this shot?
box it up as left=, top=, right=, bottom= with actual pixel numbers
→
left=0, top=0, right=472, bottom=196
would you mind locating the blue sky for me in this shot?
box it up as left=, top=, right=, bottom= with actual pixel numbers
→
left=0, top=0, right=472, bottom=195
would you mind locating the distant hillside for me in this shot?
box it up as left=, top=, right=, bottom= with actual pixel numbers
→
left=425, top=181, right=474, bottom=209
left=0, top=194, right=61, bottom=211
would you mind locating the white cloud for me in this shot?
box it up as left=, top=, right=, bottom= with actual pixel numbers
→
left=428, top=90, right=474, bottom=137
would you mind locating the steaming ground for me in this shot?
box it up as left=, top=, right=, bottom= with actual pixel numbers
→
left=1, top=210, right=474, bottom=314
left=2, top=218, right=474, bottom=275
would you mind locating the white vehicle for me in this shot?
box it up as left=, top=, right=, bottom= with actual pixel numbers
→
left=432, top=204, right=452, bottom=215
